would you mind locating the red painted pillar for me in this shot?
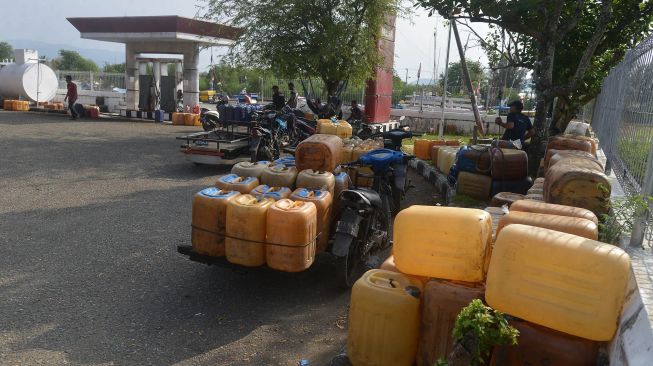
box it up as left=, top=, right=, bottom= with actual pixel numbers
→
left=364, top=15, right=396, bottom=124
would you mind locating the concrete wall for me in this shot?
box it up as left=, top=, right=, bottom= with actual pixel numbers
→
left=53, top=89, right=126, bottom=112
left=389, top=109, right=505, bottom=135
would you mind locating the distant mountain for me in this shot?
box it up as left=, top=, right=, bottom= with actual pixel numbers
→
left=7, top=39, right=124, bottom=66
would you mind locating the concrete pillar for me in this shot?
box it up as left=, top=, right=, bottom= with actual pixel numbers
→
left=183, top=43, right=200, bottom=108
left=125, top=43, right=139, bottom=110
left=153, top=60, right=161, bottom=110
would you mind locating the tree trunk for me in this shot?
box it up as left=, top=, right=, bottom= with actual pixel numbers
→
left=527, top=39, right=556, bottom=176
left=552, top=97, right=577, bottom=134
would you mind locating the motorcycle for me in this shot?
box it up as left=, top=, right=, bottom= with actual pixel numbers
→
left=249, top=111, right=281, bottom=162
left=331, top=127, right=416, bottom=287
left=200, top=96, right=230, bottom=132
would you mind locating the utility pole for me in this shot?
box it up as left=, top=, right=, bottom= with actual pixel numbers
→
left=451, top=18, right=485, bottom=140
left=439, top=21, right=452, bottom=138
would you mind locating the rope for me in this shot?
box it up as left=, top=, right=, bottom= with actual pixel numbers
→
left=191, top=225, right=321, bottom=248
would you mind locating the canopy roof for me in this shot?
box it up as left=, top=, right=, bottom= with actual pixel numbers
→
left=67, top=16, right=242, bottom=45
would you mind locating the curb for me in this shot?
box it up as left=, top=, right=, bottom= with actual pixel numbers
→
left=409, top=158, right=455, bottom=205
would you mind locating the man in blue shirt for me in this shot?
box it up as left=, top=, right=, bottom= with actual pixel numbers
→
left=495, top=100, right=535, bottom=147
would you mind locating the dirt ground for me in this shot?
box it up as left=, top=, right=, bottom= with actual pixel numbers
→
left=0, top=111, right=438, bottom=366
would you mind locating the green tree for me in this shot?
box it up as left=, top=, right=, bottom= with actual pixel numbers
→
left=439, top=59, right=486, bottom=94
left=0, top=41, right=13, bottom=60
left=103, top=62, right=125, bottom=73
left=202, top=0, right=402, bottom=97
left=417, top=0, right=653, bottom=173
left=51, top=50, right=99, bottom=72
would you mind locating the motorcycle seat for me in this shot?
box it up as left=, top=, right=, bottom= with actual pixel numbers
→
left=341, top=188, right=383, bottom=210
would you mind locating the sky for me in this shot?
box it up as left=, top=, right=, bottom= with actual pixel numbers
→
left=1, top=0, right=489, bottom=82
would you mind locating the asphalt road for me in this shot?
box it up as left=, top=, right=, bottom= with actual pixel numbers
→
left=0, top=111, right=438, bottom=366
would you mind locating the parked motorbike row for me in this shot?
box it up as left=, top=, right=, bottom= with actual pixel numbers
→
left=178, top=125, right=419, bottom=287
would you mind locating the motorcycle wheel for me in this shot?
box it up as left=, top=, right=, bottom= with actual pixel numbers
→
left=201, top=116, right=218, bottom=132
left=357, top=127, right=373, bottom=140
left=334, top=233, right=366, bottom=288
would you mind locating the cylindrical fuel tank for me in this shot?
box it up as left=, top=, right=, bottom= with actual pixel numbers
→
left=0, top=63, right=58, bottom=102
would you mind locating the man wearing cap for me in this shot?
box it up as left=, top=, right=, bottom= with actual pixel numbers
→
left=495, top=100, right=535, bottom=147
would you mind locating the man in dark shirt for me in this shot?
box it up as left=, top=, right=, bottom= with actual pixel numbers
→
left=64, top=75, right=79, bottom=120
left=348, top=100, right=364, bottom=122
left=271, top=85, right=285, bottom=110
left=495, top=100, right=535, bottom=146
left=287, top=82, right=298, bottom=109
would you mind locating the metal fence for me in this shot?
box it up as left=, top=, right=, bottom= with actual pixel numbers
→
left=55, top=70, right=126, bottom=92
left=586, top=33, right=653, bottom=247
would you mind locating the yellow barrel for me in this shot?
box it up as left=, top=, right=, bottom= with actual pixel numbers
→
left=352, top=144, right=373, bottom=161
left=8, top=100, right=17, bottom=111
left=3, top=99, right=12, bottom=110
left=260, top=165, right=298, bottom=188
left=231, top=161, right=271, bottom=179
left=191, top=188, right=240, bottom=256
left=215, top=174, right=260, bottom=194
left=414, top=139, right=431, bottom=160
left=509, top=199, right=598, bottom=225
left=193, top=114, right=201, bottom=126
left=348, top=269, right=422, bottom=366
left=497, top=211, right=598, bottom=240
left=250, top=185, right=292, bottom=200
left=394, top=206, right=492, bottom=282
left=296, top=169, right=335, bottom=196
left=290, top=188, right=333, bottom=252
left=487, top=224, right=630, bottom=341
left=266, top=199, right=317, bottom=272
left=225, top=195, right=275, bottom=267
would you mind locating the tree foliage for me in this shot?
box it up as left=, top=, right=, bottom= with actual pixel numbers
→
left=50, top=50, right=99, bottom=72
left=0, top=41, right=13, bottom=60
left=201, top=0, right=402, bottom=96
left=103, top=62, right=126, bottom=73
left=439, top=59, right=486, bottom=89
left=416, top=0, right=653, bottom=174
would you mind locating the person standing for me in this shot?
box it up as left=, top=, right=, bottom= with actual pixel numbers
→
left=272, top=85, right=286, bottom=110
left=64, top=75, right=78, bottom=120
left=495, top=100, right=535, bottom=147
left=287, top=82, right=298, bottom=109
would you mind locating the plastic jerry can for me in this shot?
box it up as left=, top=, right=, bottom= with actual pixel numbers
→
left=490, top=176, right=533, bottom=196
left=225, top=195, right=275, bottom=267
left=341, top=145, right=354, bottom=164
left=457, top=171, right=493, bottom=201
left=87, top=106, right=100, bottom=118
left=184, top=113, right=196, bottom=126
left=490, top=139, right=518, bottom=149
left=489, top=318, right=600, bottom=366
left=296, top=169, right=335, bottom=197
left=547, top=135, right=593, bottom=155
left=445, top=140, right=460, bottom=146
left=347, top=269, right=422, bottom=366
left=486, top=224, right=630, bottom=341
left=509, top=199, right=598, bottom=225
left=191, top=188, right=240, bottom=256
left=417, top=279, right=486, bottom=366
left=428, top=139, right=446, bottom=151
left=546, top=149, right=602, bottom=172
left=489, top=192, right=524, bottom=208
left=215, top=174, right=260, bottom=194
left=273, top=156, right=296, bottom=167
left=456, top=145, right=492, bottom=174
left=437, top=147, right=458, bottom=175
left=260, top=165, right=298, bottom=188
left=524, top=193, right=544, bottom=201
left=250, top=185, right=292, bottom=200
left=172, top=112, right=184, bottom=125
left=490, top=148, right=528, bottom=181
left=295, top=134, right=343, bottom=172
left=319, top=120, right=353, bottom=138
left=430, top=145, right=443, bottom=167
left=413, top=139, right=432, bottom=160
left=393, top=206, right=492, bottom=282
left=231, top=161, right=270, bottom=179
left=290, top=189, right=332, bottom=252
left=544, top=158, right=611, bottom=216
left=265, top=199, right=317, bottom=272
left=497, top=211, right=598, bottom=240
left=380, top=255, right=428, bottom=285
